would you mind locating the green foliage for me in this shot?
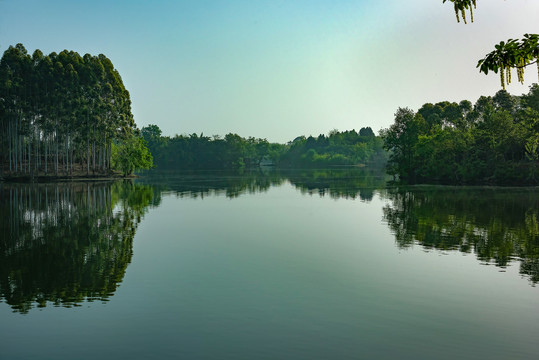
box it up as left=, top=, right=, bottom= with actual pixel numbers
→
left=382, top=86, right=539, bottom=185
left=279, top=129, right=386, bottom=168
left=359, top=126, right=375, bottom=137
left=380, top=108, right=424, bottom=181
left=112, top=136, right=153, bottom=176
left=141, top=125, right=280, bottom=170
left=525, top=135, right=539, bottom=181
left=0, top=43, right=139, bottom=176
left=477, top=35, right=539, bottom=89
left=140, top=125, right=385, bottom=171
left=525, top=136, right=539, bottom=162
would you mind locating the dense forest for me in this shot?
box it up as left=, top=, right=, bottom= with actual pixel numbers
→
left=0, top=44, right=152, bottom=178
left=278, top=127, right=385, bottom=168
left=141, top=125, right=386, bottom=170
left=382, top=86, right=539, bottom=185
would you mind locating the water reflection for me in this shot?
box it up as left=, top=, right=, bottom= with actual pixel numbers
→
left=138, top=167, right=386, bottom=201
left=286, top=168, right=384, bottom=201
left=139, top=170, right=285, bottom=198
left=382, top=187, right=539, bottom=284
left=5, top=170, right=537, bottom=317
left=0, top=181, right=159, bottom=313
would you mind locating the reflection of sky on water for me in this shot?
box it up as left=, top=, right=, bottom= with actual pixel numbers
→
left=1, top=172, right=538, bottom=360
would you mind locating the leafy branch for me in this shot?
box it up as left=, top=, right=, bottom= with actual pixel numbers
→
left=443, top=0, right=477, bottom=24
left=476, top=35, right=539, bottom=89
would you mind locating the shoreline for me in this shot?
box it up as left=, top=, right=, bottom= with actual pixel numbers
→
left=0, top=172, right=137, bottom=183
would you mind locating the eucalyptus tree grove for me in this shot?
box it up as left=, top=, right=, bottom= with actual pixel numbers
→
left=0, top=43, right=140, bottom=177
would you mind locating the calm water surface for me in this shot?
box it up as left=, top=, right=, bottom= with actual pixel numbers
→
left=1, top=169, right=538, bottom=359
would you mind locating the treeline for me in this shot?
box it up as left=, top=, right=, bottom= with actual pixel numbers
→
left=382, top=86, right=539, bottom=185
left=0, top=44, right=150, bottom=177
left=278, top=127, right=385, bottom=167
left=141, top=125, right=386, bottom=170
left=141, top=125, right=275, bottom=169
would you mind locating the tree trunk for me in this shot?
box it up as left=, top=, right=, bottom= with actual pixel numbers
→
left=44, top=136, right=48, bottom=174
left=8, top=121, right=12, bottom=173
left=28, top=134, right=31, bottom=175
left=87, top=111, right=90, bottom=176
left=93, top=140, right=96, bottom=173
left=56, top=130, right=59, bottom=176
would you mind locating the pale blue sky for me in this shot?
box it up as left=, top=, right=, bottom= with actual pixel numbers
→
left=1, top=0, right=539, bottom=142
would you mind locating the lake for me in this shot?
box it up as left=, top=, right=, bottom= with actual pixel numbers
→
left=1, top=169, right=538, bottom=360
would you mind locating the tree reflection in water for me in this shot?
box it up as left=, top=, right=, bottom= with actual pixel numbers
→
left=285, top=168, right=384, bottom=201
left=0, top=168, right=385, bottom=314
left=382, top=187, right=539, bottom=284
left=138, top=167, right=386, bottom=202
left=0, top=181, right=160, bottom=313
left=6, top=170, right=536, bottom=315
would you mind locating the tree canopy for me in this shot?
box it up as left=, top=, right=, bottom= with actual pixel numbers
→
left=140, top=125, right=385, bottom=171
left=278, top=128, right=385, bottom=168
left=0, top=43, right=151, bottom=178
left=381, top=86, right=539, bottom=185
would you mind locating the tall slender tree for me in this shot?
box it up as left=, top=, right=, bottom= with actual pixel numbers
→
left=0, top=44, right=149, bottom=177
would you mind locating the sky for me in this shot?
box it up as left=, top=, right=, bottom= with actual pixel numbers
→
left=1, top=0, right=539, bottom=143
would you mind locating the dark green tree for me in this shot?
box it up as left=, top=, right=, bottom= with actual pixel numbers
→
left=380, top=108, right=424, bottom=182
left=382, top=86, right=539, bottom=185
left=0, top=44, right=147, bottom=178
